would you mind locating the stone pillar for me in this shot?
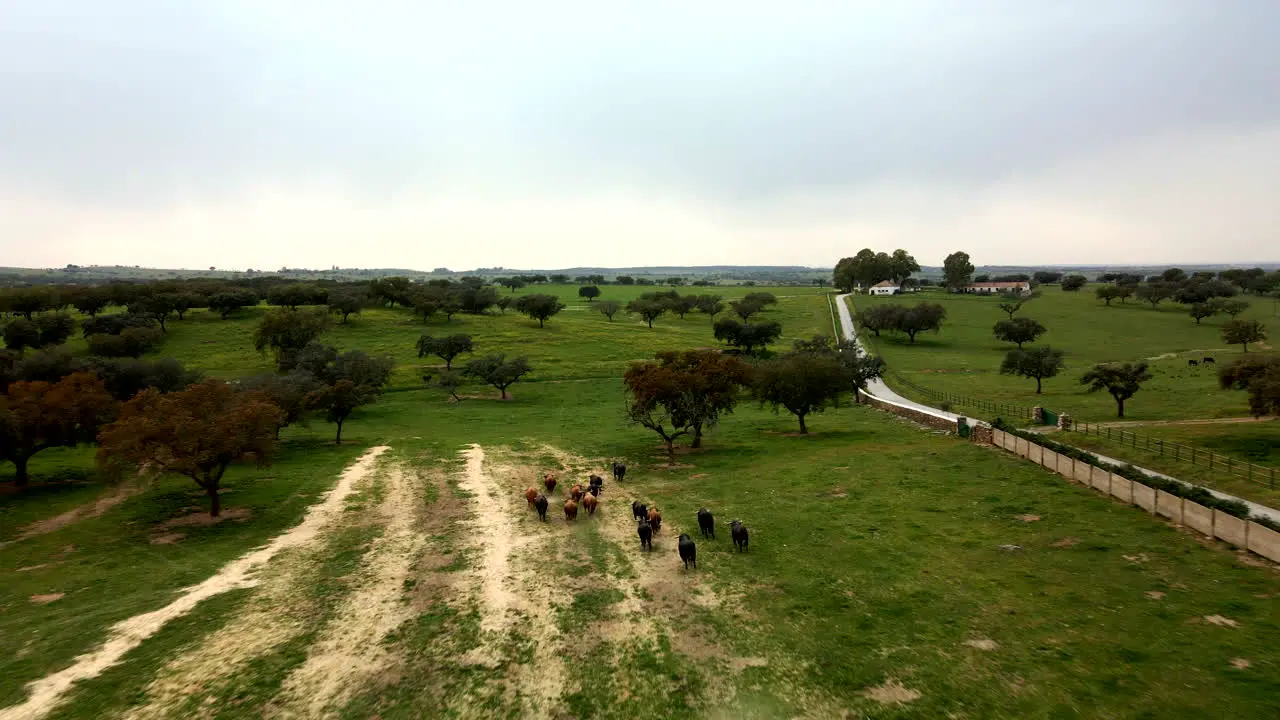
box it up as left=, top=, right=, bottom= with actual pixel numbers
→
left=1033, top=406, right=1044, bottom=424
left=1057, top=413, right=1072, bottom=431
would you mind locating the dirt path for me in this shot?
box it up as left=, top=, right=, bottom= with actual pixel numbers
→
left=271, top=465, right=426, bottom=718
left=7, top=480, right=142, bottom=544
left=0, top=446, right=389, bottom=720
left=454, top=444, right=568, bottom=716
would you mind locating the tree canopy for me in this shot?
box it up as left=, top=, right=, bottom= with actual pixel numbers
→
left=463, top=354, right=532, bottom=399
left=713, top=318, right=783, bottom=356
left=993, top=317, right=1047, bottom=349
left=98, top=380, right=282, bottom=515
left=1218, top=356, right=1280, bottom=418
left=578, top=285, right=601, bottom=302
left=596, top=300, right=621, bottom=321
left=513, top=294, right=565, bottom=328
left=1222, top=319, right=1267, bottom=352
left=942, top=251, right=974, bottom=290
left=1, top=372, right=117, bottom=487
left=623, top=349, right=750, bottom=457
left=1000, top=346, right=1065, bottom=394
left=1080, top=362, right=1152, bottom=418
left=416, top=334, right=474, bottom=369
left=751, top=349, right=849, bottom=433
left=626, top=298, right=668, bottom=328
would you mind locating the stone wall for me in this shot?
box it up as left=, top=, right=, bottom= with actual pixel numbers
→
left=862, top=394, right=959, bottom=433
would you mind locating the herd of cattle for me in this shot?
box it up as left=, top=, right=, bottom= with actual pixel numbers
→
left=1187, top=356, right=1216, bottom=367
left=522, top=461, right=749, bottom=570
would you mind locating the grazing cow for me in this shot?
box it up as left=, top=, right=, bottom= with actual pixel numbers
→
left=730, top=520, right=749, bottom=552
left=612, top=462, right=626, bottom=482
left=647, top=508, right=662, bottom=532
left=564, top=498, right=578, bottom=521
left=1188, top=359, right=1199, bottom=367
left=534, top=494, right=549, bottom=522
left=632, top=501, right=648, bottom=522
left=678, top=534, right=697, bottom=569
left=1204, top=357, right=1216, bottom=364
left=697, top=508, right=715, bottom=539
left=544, top=475, right=558, bottom=494
left=589, top=474, right=604, bottom=496
left=588, top=484, right=601, bottom=498
left=637, top=519, right=653, bottom=551
left=582, top=493, right=598, bottom=516
left=570, top=484, right=584, bottom=503
left=525, top=487, right=539, bottom=507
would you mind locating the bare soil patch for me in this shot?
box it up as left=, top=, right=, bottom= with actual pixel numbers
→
left=28, top=594, right=64, bottom=605
left=1145, top=591, right=1167, bottom=600
left=963, top=639, right=999, bottom=651
left=1051, top=537, right=1079, bottom=548
left=14, top=481, right=142, bottom=542
left=1205, top=615, right=1239, bottom=628
left=1231, top=658, right=1251, bottom=669
left=273, top=466, right=428, bottom=717
left=148, top=533, right=185, bottom=545
left=1018, top=514, right=1042, bottom=523
left=862, top=678, right=921, bottom=705
left=0, top=446, right=389, bottom=720
left=156, top=507, right=252, bottom=529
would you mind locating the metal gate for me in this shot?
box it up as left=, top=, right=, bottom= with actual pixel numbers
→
left=1040, top=408, right=1058, bottom=426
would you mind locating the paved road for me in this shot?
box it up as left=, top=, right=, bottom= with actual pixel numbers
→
left=831, top=293, right=980, bottom=427
left=830, top=293, right=1280, bottom=523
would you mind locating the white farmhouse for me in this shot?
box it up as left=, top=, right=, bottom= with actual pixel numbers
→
left=869, top=281, right=900, bottom=296
left=962, top=281, right=1031, bottom=295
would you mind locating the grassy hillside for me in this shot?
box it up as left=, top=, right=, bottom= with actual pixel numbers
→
left=850, top=287, right=1277, bottom=422
left=4, top=286, right=1280, bottom=718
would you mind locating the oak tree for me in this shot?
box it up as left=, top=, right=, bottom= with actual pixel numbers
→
left=463, top=354, right=532, bottom=399
left=751, top=350, right=849, bottom=433
left=97, top=380, right=281, bottom=515
left=514, top=294, right=565, bottom=328
left=1222, top=319, right=1267, bottom=352
left=1080, top=362, right=1152, bottom=418
left=993, top=317, right=1046, bottom=349
left=578, top=285, right=601, bottom=302
left=1000, top=346, right=1066, bottom=393
left=596, top=300, right=622, bottom=321
left=1218, top=356, right=1280, bottom=417
left=2, top=372, right=117, bottom=487
left=416, top=334, right=474, bottom=369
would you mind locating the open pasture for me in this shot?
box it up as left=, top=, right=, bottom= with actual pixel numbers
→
left=4, top=287, right=1280, bottom=718
left=849, top=287, right=1275, bottom=422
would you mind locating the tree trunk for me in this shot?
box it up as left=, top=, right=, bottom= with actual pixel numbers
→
left=797, top=413, right=808, bottom=434
left=691, top=425, right=703, bottom=448
left=13, top=454, right=30, bottom=487
left=500, top=385, right=509, bottom=399
left=335, top=417, right=345, bottom=444
left=647, top=318, right=653, bottom=328
left=207, top=483, right=221, bottom=517
left=1115, top=396, right=1125, bottom=418
left=1035, top=377, right=1042, bottom=393
left=664, top=437, right=676, bottom=464
left=852, top=386, right=861, bottom=404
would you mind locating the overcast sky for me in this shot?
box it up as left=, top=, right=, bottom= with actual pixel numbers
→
left=2, top=1, right=1278, bottom=271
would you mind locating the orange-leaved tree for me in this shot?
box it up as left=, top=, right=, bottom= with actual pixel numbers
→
left=623, top=349, right=750, bottom=460
left=1, top=372, right=117, bottom=487
left=96, top=380, right=283, bottom=516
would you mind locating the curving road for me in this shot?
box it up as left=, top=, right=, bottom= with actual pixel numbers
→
left=831, top=293, right=980, bottom=427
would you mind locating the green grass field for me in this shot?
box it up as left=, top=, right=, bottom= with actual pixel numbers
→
left=849, top=287, right=1276, bottom=423
left=5, top=285, right=1280, bottom=718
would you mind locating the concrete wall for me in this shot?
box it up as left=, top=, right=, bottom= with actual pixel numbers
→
left=1155, top=491, right=1184, bottom=523
left=1132, top=483, right=1156, bottom=514
left=1184, top=501, right=1213, bottom=536
left=1109, top=475, right=1132, bottom=504
left=1247, top=523, right=1280, bottom=564
left=1215, top=512, right=1248, bottom=547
